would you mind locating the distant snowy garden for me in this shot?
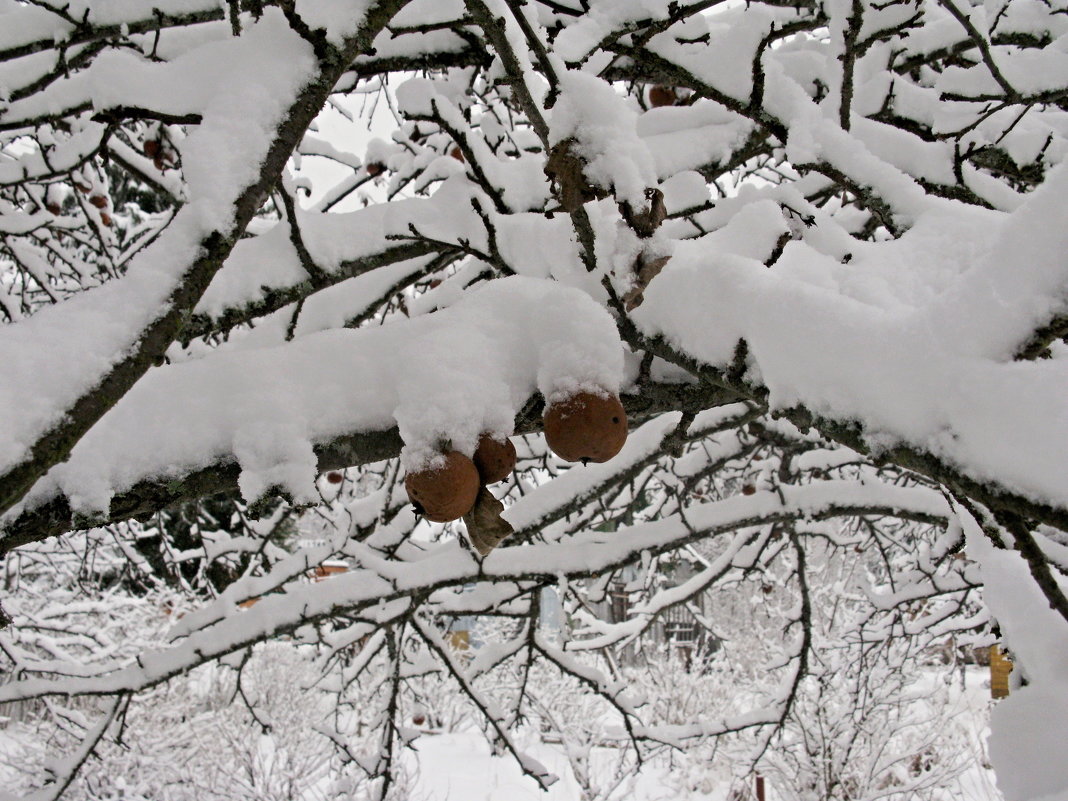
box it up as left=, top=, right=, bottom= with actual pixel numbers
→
left=1, top=0, right=1067, bottom=799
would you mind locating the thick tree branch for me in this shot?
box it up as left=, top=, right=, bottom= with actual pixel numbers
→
left=611, top=315, right=1068, bottom=534
left=0, top=382, right=741, bottom=551
left=0, top=1, right=413, bottom=518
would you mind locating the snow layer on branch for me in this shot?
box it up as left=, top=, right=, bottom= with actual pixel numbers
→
left=218, top=256, right=439, bottom=349
left=694, top=199, right=791, bottom=265
left=294, top=0, right=373, bottom=46
left=194, top=221, right=303, bottom=316
left=852, top=117, right=957, bottom=187
left=764, top=62, right=931, bottom=229
left=937, top=45, right=1068, bottom=98
left=196, top=183, right=484, bottom=319
left=636, top=104, right=756, bottom=180
left=549, top=72, right=658, bottom=208
left=389, top=0, right=465, bottom=27
left=0, top=12, right=317, bottom=479
left=632, top=165, right=1068, bottom=511
left=552, top=0, right=674, bottom=63
left=504, top=413, right=684, bottom=534
left=197, top=184, right=600, bottom=330
left=6, top=277, right=623, bottom=516
left=647, top=7, right=776, bottom=104
left=0, top=0, right=220, bottom=54
left=495, top=214, right=582, bottom=282
left=2, top=12, right=317, bottom=229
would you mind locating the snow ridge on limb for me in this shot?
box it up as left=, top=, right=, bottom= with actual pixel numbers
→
left=626, top=196, right=1068, bottom=530
left=0, top=276, right=623, bottom=530
left=0, top=2, right=410, bottom=518
left=0, top=381, right=744, bottom=551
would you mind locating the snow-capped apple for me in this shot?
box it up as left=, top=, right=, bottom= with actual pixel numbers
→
left=648, top=85, right=677, bottom=107
left=473, top=434, right=516, bottom=484
left=404, top=451, right=480, bottom=522
left=544, top=391, right=628, bottom=464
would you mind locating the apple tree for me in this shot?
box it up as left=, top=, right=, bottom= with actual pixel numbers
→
left=1, top=0, right=1068, bottom=798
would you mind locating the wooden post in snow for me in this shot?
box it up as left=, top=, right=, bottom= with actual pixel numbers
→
left=990, top=645, right=1012, bottom=699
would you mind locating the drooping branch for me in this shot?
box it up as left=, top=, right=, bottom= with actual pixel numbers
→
left=0, top=479, right=951, bottom=704
left=0, top=381, right=742, bottom=551
left=612, top=315, right=1068, bottom=534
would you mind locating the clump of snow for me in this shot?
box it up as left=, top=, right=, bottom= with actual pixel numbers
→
left=657, top=171, right=709, bottom=214
left=293, top=0, right=373, bottom=46
left=7, top=277, right=623, bottom=518
left=395, top=77, right=437, bottom=118
left=234, top=421, right=319, bottom=507
left=397, top=277, right=624, bottom=468
left=549, top=72, right=658, bottom=209
left=364, top=136, right=400, bottom=170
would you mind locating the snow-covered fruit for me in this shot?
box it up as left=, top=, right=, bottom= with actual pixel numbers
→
left=543, top=391, right=628, bottom=464
left=325, top=471, right=344, bottom=484
left=648, top=85, right=677, bottom=107
left=404, top=451, right=480, bottom=522
left=472, top=434, right=516, bottom=484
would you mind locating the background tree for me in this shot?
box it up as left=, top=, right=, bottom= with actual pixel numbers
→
left=1, top=0, right=1067, bottom=798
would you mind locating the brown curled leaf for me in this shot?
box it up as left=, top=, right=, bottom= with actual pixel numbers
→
left=544, top=139, right=608, bottom=213
left=622, top=253, right=671, bottom=311
left=463, top=486, right=514, bottom=556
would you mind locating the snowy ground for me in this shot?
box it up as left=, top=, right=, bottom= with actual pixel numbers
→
left=403, top=725, right=1002, bottom=801
left=405, top=731, right=722, bottom=801
left=402, top=667, right=1003, bottom=801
